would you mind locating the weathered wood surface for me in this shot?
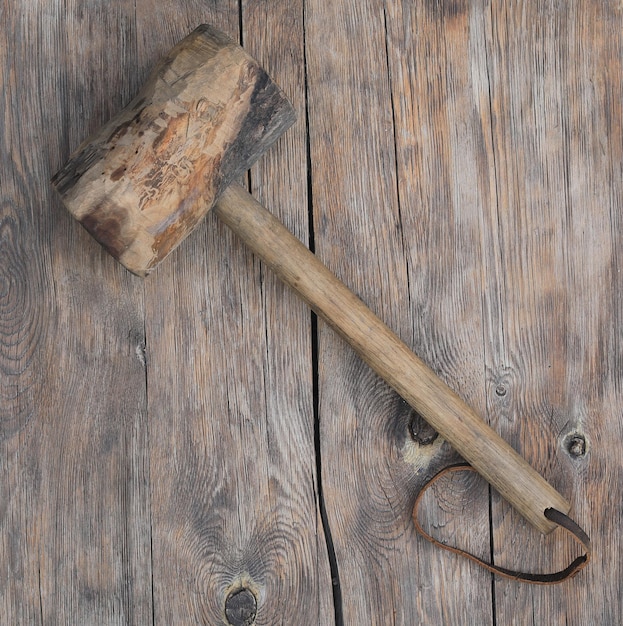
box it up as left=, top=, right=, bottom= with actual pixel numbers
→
left=2, top=1, right=331, bottom=624
left=1, top=1, right=622, bottom=625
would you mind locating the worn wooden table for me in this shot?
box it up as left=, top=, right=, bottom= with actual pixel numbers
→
left=2, top=1, right=621, bottom=624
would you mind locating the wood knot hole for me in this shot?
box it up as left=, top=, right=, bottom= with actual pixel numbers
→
left=495, top=384, right=507, bottom=397
left=225, top=588, right=257, bottom=626
left=409, top=411, right=438, bottom=446
left=564, top=433, right=587, bottom=458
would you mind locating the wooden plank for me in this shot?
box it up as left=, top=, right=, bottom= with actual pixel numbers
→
left=384, top=0, right=503, bottom=611
left=483, top=2, right=623, bottom=623
left=138, top=2, right=333, bottom=623
left=1, top=1, right=152, bottom=624
left=241, top=1, right=334, bottom=617
left=242, top=4, right=334, bottom=619
left=306, top=0, right=493, bottom=621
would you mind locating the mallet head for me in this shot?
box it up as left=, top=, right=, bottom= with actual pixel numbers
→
left=52, top=24, right=296, bottom=276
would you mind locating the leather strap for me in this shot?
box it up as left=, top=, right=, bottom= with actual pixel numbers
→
left=412, top=464, right=591, bottom=584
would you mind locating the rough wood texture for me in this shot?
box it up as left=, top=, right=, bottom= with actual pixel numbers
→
left=1, top=3, right=152, bottom=624
left=52, top=24, right=296, bottom=276
left=138, top=2, right=333, bottom=625
left=307, top=0, right=621, bottom=623
left=483, top=3, right=623, bottom=623
left=2, top=1, right=330, bottom=625
left=305, top=1, right=494, bottom=622
left=2, top=1, right=623, bottom=624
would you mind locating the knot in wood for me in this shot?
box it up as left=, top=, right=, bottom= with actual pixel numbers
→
left=225, top=588, right=257, bottom=626
left=408, top=411, right=438, bottom=446
left=565, top=433, right=587, bottom=458
left=495, top=384, right=507, bottom=397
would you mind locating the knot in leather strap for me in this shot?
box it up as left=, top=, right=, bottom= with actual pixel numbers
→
left=413, top=464, right=591, bottom=584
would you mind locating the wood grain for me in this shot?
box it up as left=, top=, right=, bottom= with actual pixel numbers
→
left=138, top=2, right=332, bottom=624
left=305, top=0, right=494, bottom=622
left=3, top=1, right=623, bottom=624
left=483, top=2, right=623, bottom=623
left=1, top=2, right=152, bottom=624
left=242, top=2, right=336, bottom=619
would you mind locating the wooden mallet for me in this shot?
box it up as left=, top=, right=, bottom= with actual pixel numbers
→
left=52, top=25, right=574, bottom=540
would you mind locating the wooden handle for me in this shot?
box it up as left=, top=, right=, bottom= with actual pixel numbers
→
left=214, top=183, right=570, bottom=534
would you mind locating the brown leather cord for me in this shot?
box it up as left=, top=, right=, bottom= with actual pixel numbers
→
left=412, top=464, right=591, bottom=584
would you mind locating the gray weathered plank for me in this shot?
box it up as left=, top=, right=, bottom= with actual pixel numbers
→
left=385, top=0, right=500, bottom=617
left=305, top=0, right=493, bottom=622
left=138, top=2, right=332, bottom=624
left=483, top=2, right=623, bottom=623
left=1, top=2, right=152, bottom=624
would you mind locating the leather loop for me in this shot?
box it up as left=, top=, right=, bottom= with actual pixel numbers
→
left=412, top=464, right=591, bottom=584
